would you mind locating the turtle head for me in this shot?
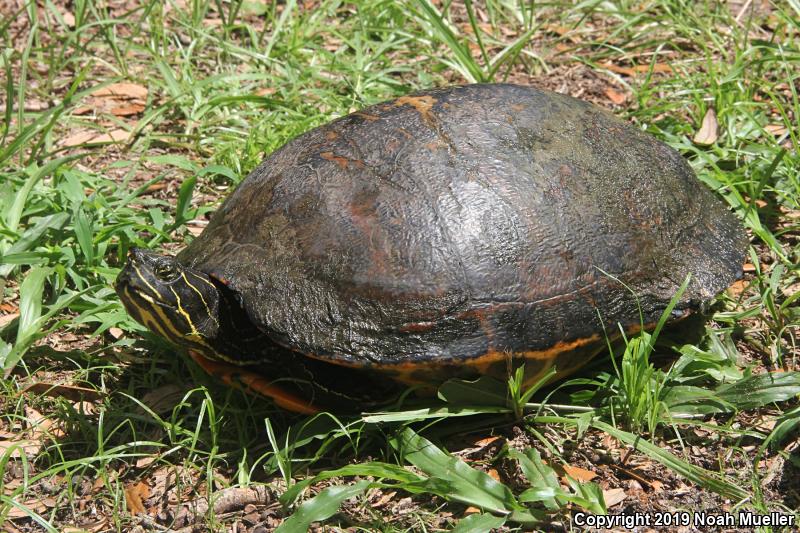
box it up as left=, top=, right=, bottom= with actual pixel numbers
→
left=115, top=248, right=221, bottom=350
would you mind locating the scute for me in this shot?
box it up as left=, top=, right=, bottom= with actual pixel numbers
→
left=178, top=83, right=747, bottom=371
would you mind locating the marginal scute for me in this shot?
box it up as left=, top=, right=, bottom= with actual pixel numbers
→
left=178, top=83, right=747, bottom=384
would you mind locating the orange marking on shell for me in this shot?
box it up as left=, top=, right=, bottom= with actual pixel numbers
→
left=306, top=333, right=604, bottom=372
left=394, top=95, right=437, bottom=124
left=188, top=350, right=320, bottom=415
left=302, top=316, right=670, bottom=387
left=325, top=130, right=339, bottom=140
left=321, top=151, right=365, bottom=170
left=354, top=112, right=380, bottom=121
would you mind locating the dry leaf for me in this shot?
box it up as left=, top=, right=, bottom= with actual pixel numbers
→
left=60, top=128, right=131, bottom=147
left=72, top=105, right=93, bottom=115
left=23, top=406, right=66, bottom=441
left=92, top=83, right=148, bottom=100
left=61, top=10, right=76, bottom=27
left=643, top=63, right=672, bottom=73
left=22, top=382, right=102, bottom=402
left=0, top=439, right=42, bottom=458
left=91, top=129, right=132, bottom=144
left=727, top=279, right=749, bottom=298
left=742, top=263, right=757, bottom=272
left=600, top=62, right=672, bottom=76
left=5, top=497, right=51, bottom=519
left=373, top=491, right=396, bottom=508
left=604, top=88, right=627, bottom=105
left=650, top=480, right=664, bottom=492
left=136, top=455, right=158, bottom=469
left=2, top=517, right=23, bottom=532
left=562, top=464, right=598, bottom=482
left=757, top=418, right=777, bottom=432
left=0, top=312, right=19, bottom=328
left=111, top=103, right=145, bottom=116
left=125, top=482, right=150, bottom=515
left=603, top=487, right=627, bottom=508
left=765, top=124, right=787, bottom=136
left=601, top=433, right=618, bottom=451
left=472, top=436, right=501, bottom=447
left=140, top=384, right=185, bottom=415
left=3, top=478, right=22, bottom=495
left=61, top=131, right=97, bottom=147
left=693, top=107, right=719, bottom=146
left=25, top=406, right=48, bottom=430
left=487, top=468, right=501, bottom=482
left=73, top=401, right=97, bottom=415
left=546, top=24, right=571, bottom=36
left=463, top=506, right=480, bottom=515
left=108, top=327, right=124, bottom=339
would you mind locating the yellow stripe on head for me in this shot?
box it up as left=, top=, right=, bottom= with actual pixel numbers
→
left=122, top=286, right=173, bottom=341
left=131, top=263, right=162, bottom=299
left=182, top=272, right=220, bottom=328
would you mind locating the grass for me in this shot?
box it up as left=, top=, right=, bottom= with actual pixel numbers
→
left=1, top=0, right=798, bottom=530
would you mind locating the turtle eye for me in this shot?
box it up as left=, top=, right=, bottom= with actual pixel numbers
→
left=154, top=264, right=179, bottom=281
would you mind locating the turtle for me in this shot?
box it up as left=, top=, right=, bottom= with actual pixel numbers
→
left=115, top=83, right=747, bottom=414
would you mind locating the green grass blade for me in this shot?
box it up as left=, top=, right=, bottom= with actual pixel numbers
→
left=650, top=274, right=690, bottom=345
left=16, top=266, right=52, bottom=340
left=509, top=447, right=605, bottom=514
left=362, top=406, right=510, bottom=423
left=4, top=154, right=85, bottom=235
left=451, top=512, right=507, bottom=532
left=279, top=462, right=425, bottom=507
left=263, top=0, right=296, bottom=59
left=391, top=427, right=521, bottom=517
left=438, top=375, right=508, bottom=406
left=266, top=417, right=292, bottom=489
left=715, top=372, right=800, bottom=410
left=3, top=288, right=88, bottom=376
left=0, top=495, right=59, bottom=533
left=276, top=480, right=370, bottom=533
left=463, top=0, right=490, bottom=67
left=0, top=212, right=69, bottom=277
left=507, top=448, right=560, bottom=511
left=765, top=406, right=800, bottom=450
left=487, top=25, right=539, bottom=79
left=172, top=176, right=198, bottom=229
left=73, top=208, right=95, bottom=267
left=589, top=420, right=749, bottom=501
left=412, top=0, right=485, bottom=83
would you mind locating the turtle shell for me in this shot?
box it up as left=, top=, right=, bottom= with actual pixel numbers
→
left=178, top=83, right=746, bottom=383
